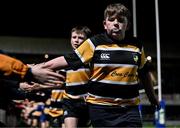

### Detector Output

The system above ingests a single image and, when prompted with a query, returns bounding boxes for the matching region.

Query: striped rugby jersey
[64,33,146,106]
[48,89,64,117]
[63,65,91,99]
[51,89,64,103]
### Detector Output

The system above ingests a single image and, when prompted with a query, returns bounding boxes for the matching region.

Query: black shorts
[88,104,142,127]
[46,114,64,127]
[63,98,90,127]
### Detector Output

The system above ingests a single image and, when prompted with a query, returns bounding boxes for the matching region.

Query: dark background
[0,0,178,44]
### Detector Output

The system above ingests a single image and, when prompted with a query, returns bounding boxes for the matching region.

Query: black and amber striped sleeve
[64,39,95,70]
[64,51,85,70]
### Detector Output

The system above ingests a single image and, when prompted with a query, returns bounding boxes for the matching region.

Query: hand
[27,63,35,68]
[31,63,65,86]
[30,82,63,90]
[19,82,34,92]
[19,82,42,92]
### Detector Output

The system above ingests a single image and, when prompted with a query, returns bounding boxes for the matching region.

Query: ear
[103,20,107,29]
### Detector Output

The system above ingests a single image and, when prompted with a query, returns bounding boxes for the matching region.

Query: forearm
[141,72,159,106]
[44,56,68,70]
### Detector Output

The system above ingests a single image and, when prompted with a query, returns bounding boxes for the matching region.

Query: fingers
[42,81,64,88]
[31,80,64,88]
[46,79,64,85]
[19,82,32,91]
[27,63,35,68]
[32,81,63,87]
[31,63,66,85]
[47,71,66,81]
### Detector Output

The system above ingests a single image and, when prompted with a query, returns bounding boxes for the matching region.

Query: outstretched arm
[29,56,68,85]
[30,63,65,86]
[0,54,65,86]
[43,56,68,70]
[19,82,64,92]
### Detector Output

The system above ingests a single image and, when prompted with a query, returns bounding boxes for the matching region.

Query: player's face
[71,31,86,49]
[103,15,128,40]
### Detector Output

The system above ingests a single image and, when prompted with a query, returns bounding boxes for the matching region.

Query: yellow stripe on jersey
[44,108,63,117]
[66,68,90,86]
[51,90,64,102]
[91,65,138,85]
[75,39,95,63]
[63,91,86,100]
[86,93,140,106]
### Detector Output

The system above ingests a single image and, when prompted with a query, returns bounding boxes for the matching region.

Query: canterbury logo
[100,53,110,60]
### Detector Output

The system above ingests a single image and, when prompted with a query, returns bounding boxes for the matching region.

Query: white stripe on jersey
[66,81,89,86]
[96,47,141,53]
[94,63,138,68]
[67,68,90,73]
[51,98,63,102]
[87,39,95,50]
[91,79,138,85]
[51,90,64,93]
[88,93,117,99]
[75,49,85,63]
[88,93,140,101]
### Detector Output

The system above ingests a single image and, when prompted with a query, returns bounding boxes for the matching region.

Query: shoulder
[89,33,112,46]
[124,36,143,50]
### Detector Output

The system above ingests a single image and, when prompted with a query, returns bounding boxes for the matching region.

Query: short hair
[71,26,92,38]
[104,3,131,22]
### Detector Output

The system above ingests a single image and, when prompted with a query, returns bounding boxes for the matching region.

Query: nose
[114,19,118,23]
[113,19,121,28]
[74,37,79,42]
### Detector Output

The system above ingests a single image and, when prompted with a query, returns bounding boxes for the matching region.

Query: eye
[72,36,77,39]
[117,18,126,23]
[108,17,115,22]
[108,16,126,23]
[79,37,85,40]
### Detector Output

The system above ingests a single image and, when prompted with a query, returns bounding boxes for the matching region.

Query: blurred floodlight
[147,56,152,62]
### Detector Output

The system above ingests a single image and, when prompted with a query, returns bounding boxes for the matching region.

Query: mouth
[112,29,121,34]
[74,44,79,48]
